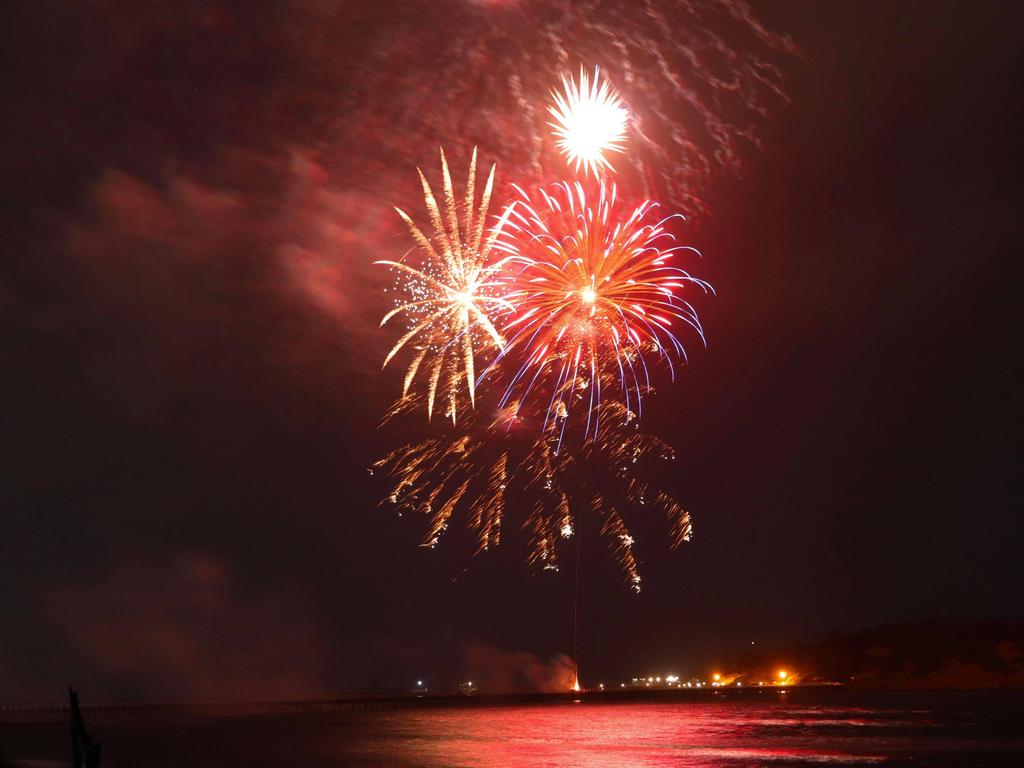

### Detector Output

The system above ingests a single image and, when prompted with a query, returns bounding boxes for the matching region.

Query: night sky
[2,0,1021,701]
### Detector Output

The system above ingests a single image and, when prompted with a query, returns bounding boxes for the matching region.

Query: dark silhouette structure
[69,687,101,768]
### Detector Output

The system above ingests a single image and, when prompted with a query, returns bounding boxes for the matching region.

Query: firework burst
[548,66,629,176]
[371,390,692,592]
[377,149,515,421]
[489,179,711,443]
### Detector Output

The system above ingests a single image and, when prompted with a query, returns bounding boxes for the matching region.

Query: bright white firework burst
[548,67,629,176]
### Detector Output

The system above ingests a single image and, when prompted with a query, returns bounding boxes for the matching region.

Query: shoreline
[2,683,848,724]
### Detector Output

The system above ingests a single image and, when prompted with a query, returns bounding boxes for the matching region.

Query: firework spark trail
[376,148,516,421]
[594,497,642,592]
[487,179,712,445]
[370,388,691,591]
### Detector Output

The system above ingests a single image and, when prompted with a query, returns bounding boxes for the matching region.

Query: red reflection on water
[347,701,893,767]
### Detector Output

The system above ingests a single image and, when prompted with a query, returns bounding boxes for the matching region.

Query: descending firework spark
[377,149,515,421]
[490,180,711,442]
[548,67,629,176]
[370,393,692,592]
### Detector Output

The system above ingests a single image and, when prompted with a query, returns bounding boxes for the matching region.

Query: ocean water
[2,691,1023,767]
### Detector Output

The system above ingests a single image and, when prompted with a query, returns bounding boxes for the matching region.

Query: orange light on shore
[777,669,788,681]
[712,673,721,682]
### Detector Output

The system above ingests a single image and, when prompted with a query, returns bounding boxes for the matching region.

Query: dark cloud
[46,553,329,701]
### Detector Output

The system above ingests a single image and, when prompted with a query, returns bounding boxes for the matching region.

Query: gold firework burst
[377,148,515,421]
[370,390,692,593]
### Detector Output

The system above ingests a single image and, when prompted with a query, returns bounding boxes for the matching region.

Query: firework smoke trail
[371,389,692,592]
[350,0,794,215]
[376,148,515,421]
[487,179,712,446]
